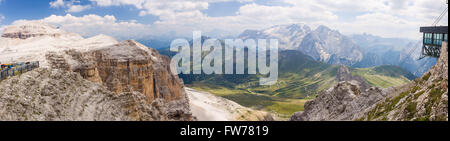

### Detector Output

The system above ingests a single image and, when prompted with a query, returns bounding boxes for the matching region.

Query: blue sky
[0,0,448,40]
[0,0,158,24]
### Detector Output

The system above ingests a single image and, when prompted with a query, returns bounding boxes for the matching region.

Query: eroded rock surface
[290,81,388,121]
[57,40,186,103]
[0,68,191,121]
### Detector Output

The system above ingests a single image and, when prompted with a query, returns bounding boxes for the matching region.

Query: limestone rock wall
[43,40,193,121]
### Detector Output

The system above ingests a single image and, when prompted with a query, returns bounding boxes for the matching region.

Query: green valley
[163,49,416,118]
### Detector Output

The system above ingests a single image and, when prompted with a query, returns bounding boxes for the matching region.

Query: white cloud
[318,0,448,39]
[146,1,339,37]
[83,0,337,37]
[49,0,91,13]
[0,15,4,34]
[335,13,422,39]
[66,4,91,13]
[89,0,252,17]
[15,14,152,40]
[50,0,66,8]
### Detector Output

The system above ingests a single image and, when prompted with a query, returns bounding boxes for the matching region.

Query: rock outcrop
[290,65,387,121]
[0,68,190,121]
[336,65,370,90]
[58,40,186,104]
[290,81,388,121]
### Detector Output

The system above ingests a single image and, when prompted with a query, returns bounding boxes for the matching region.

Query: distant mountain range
[238,24,363,66]
[350,33,436,76]
[139,23,435,76]
[235,24,436,76]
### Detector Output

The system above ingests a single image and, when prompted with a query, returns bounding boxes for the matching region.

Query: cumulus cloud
[49,0,91,13]
[335,13,421,39]
[89,0,245,17]
[13,14,152,40]
[320,0,448,39]
[50,0,65,8]
[66,4,91,13]
[147,1,339,37]
[86,0,336,37]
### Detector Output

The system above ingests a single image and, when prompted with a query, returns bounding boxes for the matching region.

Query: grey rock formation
[290,64,389,121]
[60,40,188,104]
[336,65,370,90]
[290,81,388,121]
[0,68,190,121]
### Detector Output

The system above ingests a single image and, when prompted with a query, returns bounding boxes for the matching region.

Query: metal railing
[0,61,40,82]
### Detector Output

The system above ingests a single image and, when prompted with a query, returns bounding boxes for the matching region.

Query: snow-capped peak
[238,23,312,50]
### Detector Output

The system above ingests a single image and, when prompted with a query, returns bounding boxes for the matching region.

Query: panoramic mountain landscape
[235,23,436,76]
[0,0,447,123]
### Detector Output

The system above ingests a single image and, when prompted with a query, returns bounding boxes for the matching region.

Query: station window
[424,33,433,44]
[444,34,448,42]
[433,33,443,45]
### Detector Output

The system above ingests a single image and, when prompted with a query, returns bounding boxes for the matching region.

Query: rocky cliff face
[0,21,193,121]
[336,66,370,90]
[43,41,193,121]
[59,40,186,104]
[0,68,190,121]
